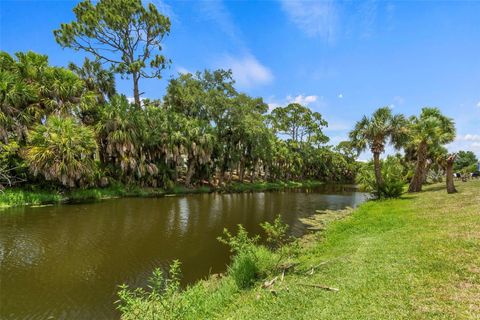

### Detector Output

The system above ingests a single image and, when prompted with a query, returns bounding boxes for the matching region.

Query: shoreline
[119,181,480,319]
[0,180,332,210]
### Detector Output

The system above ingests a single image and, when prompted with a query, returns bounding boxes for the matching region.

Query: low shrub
[116,260,185,320]
[217,225,259,254]
[357,156,405,198]
[260,215,290,250]
[117,222,288,318]
[228,250,259,289]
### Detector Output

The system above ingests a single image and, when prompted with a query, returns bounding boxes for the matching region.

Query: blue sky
[1,0,479,159]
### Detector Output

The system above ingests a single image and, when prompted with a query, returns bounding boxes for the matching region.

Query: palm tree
[168,115,215,187]
[68,58,116,103]
[435,150,457,194]
[444,153,457,194]
[1,51,94,139]
[69,58,116,125]
[1,51,43,142]
[96,95,144,182]
[407,107,455,193]
[349,106,407,189]
[23,116,97,188]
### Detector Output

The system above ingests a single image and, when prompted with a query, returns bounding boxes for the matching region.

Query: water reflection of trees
[0,188,367,319]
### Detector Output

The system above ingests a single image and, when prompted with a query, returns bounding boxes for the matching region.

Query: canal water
[0,185,368,319]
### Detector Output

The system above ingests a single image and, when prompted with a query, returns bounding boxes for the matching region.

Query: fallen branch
[305,260,333,275]
[278,262,298,271]
[304,256,349,275]
[298,283,339,292]
[262,276,278,289]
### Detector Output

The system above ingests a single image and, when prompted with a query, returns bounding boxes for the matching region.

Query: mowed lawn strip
[216,181,480,320]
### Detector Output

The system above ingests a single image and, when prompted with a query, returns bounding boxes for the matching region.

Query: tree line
[350,106,478,197]
[1,0,477,195]
[0,56,355,189]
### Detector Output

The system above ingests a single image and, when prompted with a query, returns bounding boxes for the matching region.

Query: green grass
[120,180,480,319]
[0,180,323,209]
[225,180,323,193]
[0,189,64,208]
[0,185,163,209]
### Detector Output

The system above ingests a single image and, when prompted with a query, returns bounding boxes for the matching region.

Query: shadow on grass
[422,185,447,192]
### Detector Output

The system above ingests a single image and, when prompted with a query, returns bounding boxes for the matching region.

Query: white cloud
[177,66,191,75]
[287,94,318,105]
[267,94,323,111]
[337,93,343,99]
[458,134,480,142]
[447,134,480,157]
[220,54,273,88]
[476,101,480,108]
[280,0,337,42]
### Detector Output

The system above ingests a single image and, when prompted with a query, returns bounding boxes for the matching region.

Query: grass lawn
[218,181,480,319]
[121,180,480,319]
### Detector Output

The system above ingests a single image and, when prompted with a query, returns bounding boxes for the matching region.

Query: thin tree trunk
[423,162,431,184]
[185,159,195,187]
[446,154,457,194]
[250,161,257,183]
[373,152,384,188]
[133,73,141,107]
[217,168,223,186]
[409,141,427,193]
[239,157,245,182]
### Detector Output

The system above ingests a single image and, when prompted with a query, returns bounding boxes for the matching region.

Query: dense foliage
[2,0,475,199]
[454,150,478,173]
[0,0,358,190]
[349,105,466,197]
[349,106,407,190]
[356,156,405,198]
[406,107,456,192]
[23,116,97,188]
[0,52,355,190]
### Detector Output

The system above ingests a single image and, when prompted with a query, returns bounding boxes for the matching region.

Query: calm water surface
[0,185,368,319]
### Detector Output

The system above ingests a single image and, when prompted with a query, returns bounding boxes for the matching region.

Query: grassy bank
[119,181,480,319]
[0,180,324,209]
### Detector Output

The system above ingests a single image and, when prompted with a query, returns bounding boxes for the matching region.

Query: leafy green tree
[454,150,478,172]
[164,70,237,120]
[164,70,246,185]
[69,58,116,104]
[54,0,171,106]
[1,51,94,185]
[97,95,158,184]
[0,141,27,188]
[224,93,269,182]
[23,116,97,187]
[68,58,116,125]
[270,103,328,145]
[1,51,93,141]
[176,116,215,186]
[407,108,455,193]
[349,106,407,189]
